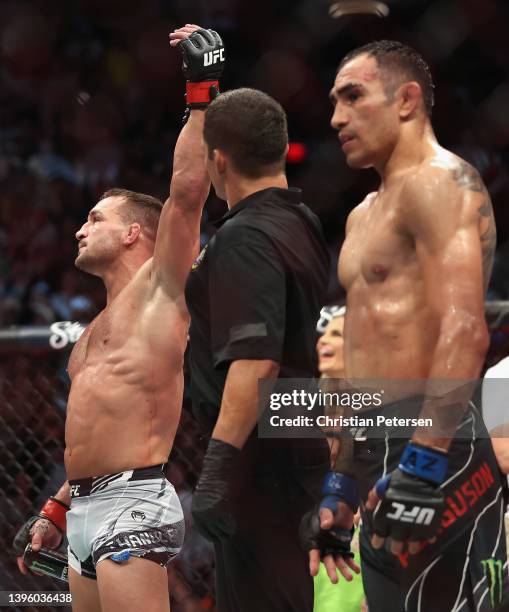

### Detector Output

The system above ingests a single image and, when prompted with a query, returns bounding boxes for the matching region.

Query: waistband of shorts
[69,463,167,498]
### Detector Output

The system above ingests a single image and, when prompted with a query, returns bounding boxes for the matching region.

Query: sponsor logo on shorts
[70,484,80,497]
[131,511,146,522]
[350,426,368,441]
[203,49,224,66]
[440,461,495,528]
[481,558,504,608]
[107,526,178,551]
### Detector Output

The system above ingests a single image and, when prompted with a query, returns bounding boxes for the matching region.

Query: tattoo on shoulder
[450,161,484,193]
[450,160,496,291]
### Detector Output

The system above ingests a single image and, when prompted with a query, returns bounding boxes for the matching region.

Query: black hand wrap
[372,469,445,542]
[299,510,354,560]
[177,28,224,110]
[191,438,239,542]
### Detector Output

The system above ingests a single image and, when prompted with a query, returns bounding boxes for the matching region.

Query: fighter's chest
[338,206,410,288]
[67,308,124,377]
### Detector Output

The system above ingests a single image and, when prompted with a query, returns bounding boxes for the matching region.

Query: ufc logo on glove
[204,49,224,66]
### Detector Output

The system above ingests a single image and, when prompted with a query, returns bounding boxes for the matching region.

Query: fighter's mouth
[319,347,335,358]
[339,133,355,144]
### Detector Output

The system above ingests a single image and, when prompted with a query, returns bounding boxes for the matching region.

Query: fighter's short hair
[100,188,163,242]
[339,40,435,117]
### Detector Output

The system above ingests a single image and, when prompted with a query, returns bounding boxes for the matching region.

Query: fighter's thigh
[68,567,102,612]
[96,556,170,612]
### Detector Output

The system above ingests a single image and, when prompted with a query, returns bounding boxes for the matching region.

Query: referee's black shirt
[185,187,329,431]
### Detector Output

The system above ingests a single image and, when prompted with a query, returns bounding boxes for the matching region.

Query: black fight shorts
[355,397,508,612]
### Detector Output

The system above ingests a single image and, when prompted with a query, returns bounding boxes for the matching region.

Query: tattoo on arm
[479,198,497,291]
[450,161,497,291]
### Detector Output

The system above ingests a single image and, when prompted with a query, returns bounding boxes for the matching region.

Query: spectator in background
[482,357,509,475]
[315,305,365,612]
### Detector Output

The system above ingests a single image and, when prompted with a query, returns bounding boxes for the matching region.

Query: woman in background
[314,306,366,612]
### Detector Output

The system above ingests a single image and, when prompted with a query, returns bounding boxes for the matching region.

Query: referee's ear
[212,148,227,176]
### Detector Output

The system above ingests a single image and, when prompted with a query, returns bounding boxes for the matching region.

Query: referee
[185,88,330,611]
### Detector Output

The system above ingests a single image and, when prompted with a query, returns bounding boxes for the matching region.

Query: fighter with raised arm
[301,41,506,611]
[13,25,224,612]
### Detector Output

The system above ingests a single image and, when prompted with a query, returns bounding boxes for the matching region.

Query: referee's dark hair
[204,88,288,179]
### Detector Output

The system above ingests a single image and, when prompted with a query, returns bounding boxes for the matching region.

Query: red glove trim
[40,498,69,533]
[186,81,219,105]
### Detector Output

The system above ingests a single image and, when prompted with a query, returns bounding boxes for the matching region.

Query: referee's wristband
[321,472,359,513]
[399,442,448,485]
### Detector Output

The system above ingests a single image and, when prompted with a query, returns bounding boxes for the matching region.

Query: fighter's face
[330,54,400,169]
[316,316,345,378]
[75,197,126,275]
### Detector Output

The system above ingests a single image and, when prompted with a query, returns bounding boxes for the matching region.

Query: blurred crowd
[1,2,508,606]
[1,0,508,328]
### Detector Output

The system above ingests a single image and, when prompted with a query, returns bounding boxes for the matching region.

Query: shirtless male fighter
[300,40,506,611]
[13,25,224,612]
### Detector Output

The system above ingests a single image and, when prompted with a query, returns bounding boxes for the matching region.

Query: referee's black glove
[371,442,447,543]
[191,438,239,541]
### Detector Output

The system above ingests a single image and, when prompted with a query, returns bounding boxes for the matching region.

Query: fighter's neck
[377,123,437,185]
[101,257,144,304]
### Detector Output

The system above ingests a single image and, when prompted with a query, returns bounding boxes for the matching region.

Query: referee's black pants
[213,435,329,612]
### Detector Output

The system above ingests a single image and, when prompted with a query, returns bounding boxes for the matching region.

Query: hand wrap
[320,471,359,514]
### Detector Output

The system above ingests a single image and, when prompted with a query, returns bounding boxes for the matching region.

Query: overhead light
[329,1,390,18]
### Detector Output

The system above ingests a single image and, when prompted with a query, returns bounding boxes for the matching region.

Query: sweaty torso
[65,259,188,479]
[338,150,495,382]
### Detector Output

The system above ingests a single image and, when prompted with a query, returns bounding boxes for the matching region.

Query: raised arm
[152,109,210,299]
[152,26,225,301]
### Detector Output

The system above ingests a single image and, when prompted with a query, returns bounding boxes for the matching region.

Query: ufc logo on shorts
[386,501,435,525]
[204,49,224,66]
[349,426,368,441]
[70,484,80,497]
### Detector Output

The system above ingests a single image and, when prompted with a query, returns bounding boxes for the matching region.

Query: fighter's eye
[347,92,359,102]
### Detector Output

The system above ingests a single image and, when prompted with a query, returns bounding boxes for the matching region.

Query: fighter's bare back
[339,147,496,381]
[65,260,188,479]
